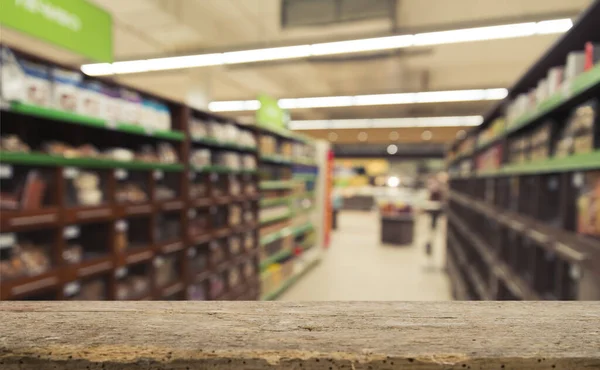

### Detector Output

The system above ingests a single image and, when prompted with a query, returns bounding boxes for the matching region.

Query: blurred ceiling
[1,0,594,144]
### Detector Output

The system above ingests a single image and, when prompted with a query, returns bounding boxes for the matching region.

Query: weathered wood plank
[0,302,599,369]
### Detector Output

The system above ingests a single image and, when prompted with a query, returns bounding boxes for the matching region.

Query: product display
[577,171,600,237]
[446,13,600,301]
[556,100,598,158]
[0,46,259,302]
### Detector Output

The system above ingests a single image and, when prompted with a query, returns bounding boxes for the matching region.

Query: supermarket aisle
[279,210,452,300]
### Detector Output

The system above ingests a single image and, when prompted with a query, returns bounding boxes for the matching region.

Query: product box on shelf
[563,51,586,93]
[546,66,564,96]
[585,42,600,70]
[509,136,529,164]
[577,171,600,238]
[78,81,105,119]
[119,88,142,125]
[51,67,81,113]
[476,143,503,172]
[530,121,552,161]
[555,100,599,158]
[0,47,50,106]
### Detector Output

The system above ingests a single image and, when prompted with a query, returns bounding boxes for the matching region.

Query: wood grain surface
[0,301,599,369]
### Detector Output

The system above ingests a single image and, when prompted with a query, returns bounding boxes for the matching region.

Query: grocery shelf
[259,180,295,190]
[292,222,314,237]
[261,258,320,300]
[191,136,256,152]
[260,197,292,208]
[260,212,293,226]
[260,249,293,271]
[191,165,257,174]
[260,154,293,165]
[508,65,600,137]
[4,101,185,141]
[293,174,318,181]
[260,227,292,246]
[0,151,185,171]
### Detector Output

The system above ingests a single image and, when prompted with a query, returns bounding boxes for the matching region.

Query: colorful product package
[77,81,104,119]
[0,47,50,106]
[102,85,121,122]
[577,171,600,237]
[119,88,142,124]
[51,67,82,112]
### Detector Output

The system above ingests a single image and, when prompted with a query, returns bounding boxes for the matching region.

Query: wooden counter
[1,302,599,369]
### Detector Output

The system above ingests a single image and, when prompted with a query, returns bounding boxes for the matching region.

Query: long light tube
[288,116,484,130]
[81,19,572,76]
[207,88,507,112]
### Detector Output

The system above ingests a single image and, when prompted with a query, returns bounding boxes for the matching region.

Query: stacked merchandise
[257,127,321,300]
[0,46,259,301]
[444,7,600,302]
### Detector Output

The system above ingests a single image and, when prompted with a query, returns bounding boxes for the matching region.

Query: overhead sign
[0,0,113,62]
[256,94,286,129]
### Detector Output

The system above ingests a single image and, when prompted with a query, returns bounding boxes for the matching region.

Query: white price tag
[0,233,16,249]
[115,267,128,278]
[115,169,128,180]
[115,220,128,232]
[154,170,164,180]
[64,167,80,179]
[0,164,13,179]
[63,226,80,239]
[63,282,81,296]
[572,172,584,188]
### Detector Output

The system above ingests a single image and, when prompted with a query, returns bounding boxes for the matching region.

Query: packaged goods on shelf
[259,135,277,155]
[115,266,151,300]
[547,67,564,96]
[239,130,257,148]
[0,135,30,153]
[190,149,211,168]
[65,279,107,301]
[229,236,242,255]
[209,240,226,266]
[243,154,257,170]
[118,89,142,125]
[510,137,529,164]
[209,274,225,298]
[564,51,586,92]
[530,122,552,161]
[478,118,505,146]
[78,81,106,119]
[577,171,600,237]
[556,100,598,158]
[155,254,179,287]
[70,171,103,206]
[476,144,503,172]
[243,232,254,251]
[215,151,240,169]
[229,204,242,225]
[0,239,52,281]
[0,48,50,106]
[51,67,81,113]
[228,266,241,288]
[190,118,209,138]
[585,42,600,70]
[242,260,256,279]
[188,245,208,275]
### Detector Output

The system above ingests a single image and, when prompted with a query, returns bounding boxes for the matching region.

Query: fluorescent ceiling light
[208,100,260,112]
[288,116,483,130]
[81,19,572,76]
[223,45,311,64]
[208,89,506,112]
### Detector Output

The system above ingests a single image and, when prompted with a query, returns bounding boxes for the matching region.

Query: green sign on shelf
[256,94,287,129]
[0,0,113,62]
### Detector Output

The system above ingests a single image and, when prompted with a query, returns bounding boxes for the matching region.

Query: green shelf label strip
[259,180,295,190]
[0,151,185,171]
[474,151,600,177]
[260,154,293,165]
[260,249,293,271]
[6,102,185,141]
[259,212,293,226]
[260,197,292,208]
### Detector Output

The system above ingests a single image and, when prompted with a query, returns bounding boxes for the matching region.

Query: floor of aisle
[279,210,452,300]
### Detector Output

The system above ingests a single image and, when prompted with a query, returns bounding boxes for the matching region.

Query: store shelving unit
[445,3,600,301]
[256,126,322,300]
[0,47,260,301]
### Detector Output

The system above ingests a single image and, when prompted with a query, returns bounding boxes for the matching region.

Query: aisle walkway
[279,210,452,300]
